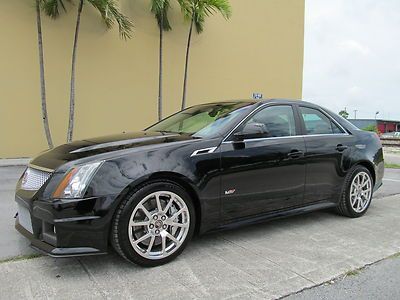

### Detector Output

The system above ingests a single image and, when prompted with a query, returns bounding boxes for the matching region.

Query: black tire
[111,180,196,267]
[336,165,374,218]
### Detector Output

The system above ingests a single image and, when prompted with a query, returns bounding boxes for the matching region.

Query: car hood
[30,131,200,171]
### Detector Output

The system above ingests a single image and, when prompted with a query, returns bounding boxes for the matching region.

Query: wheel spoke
[358,198,363,210]
[161,235,166,254]
[166,232,180,245]
[167,221,189,228]
[171,208,185,220]
[155,193,163,212]
[361,174,366,186]
[131,221,149,227]
[147,236,155,253]
[163,197,174,214]
[139,205,152,220]
[133,233,151,245]
[355,175,360,186]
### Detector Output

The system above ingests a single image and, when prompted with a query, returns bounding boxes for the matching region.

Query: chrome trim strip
[222,102,351,143]
[29,164,54,173]
[221,133,350,144]
[54,216,101,223]
[190,147,218,157]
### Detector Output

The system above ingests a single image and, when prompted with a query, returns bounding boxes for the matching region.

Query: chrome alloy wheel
[350,171,372,213]
[128,191,190,260]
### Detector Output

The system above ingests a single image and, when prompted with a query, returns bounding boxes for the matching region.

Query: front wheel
[336,166,374,218]
[111,181,195,267]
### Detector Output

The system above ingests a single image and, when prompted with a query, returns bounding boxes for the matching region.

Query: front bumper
[15,193,112,257]
[15,220,104,257]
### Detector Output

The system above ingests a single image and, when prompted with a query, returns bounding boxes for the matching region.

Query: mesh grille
[21,167,52,190]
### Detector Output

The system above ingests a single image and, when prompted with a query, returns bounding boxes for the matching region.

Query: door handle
[287,150,303,159]
[336,144,348,152]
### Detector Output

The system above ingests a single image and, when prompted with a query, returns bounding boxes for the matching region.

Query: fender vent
[190,147,217,157]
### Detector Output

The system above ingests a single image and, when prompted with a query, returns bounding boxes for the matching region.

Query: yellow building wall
[0,0,304,158]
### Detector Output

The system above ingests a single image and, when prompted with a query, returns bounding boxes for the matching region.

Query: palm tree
[150,0,172,121]
[180,0,231,110]
[44,0,133,142]
[35,0,56,148]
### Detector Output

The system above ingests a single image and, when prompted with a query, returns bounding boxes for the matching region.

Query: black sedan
[15,100,384,266]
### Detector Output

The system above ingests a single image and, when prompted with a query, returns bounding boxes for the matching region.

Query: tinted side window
[241,105,296,137]
[300,107,344,135]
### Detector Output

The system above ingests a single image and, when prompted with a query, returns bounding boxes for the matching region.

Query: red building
[348,119,400,133]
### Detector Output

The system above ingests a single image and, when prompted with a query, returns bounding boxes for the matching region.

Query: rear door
[297,105,354,204]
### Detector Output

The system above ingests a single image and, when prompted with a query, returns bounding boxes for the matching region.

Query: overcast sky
[303,0,400,120]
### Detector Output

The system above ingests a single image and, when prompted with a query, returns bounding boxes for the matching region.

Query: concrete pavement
[287,255,400,300]
[1,165,400,298]
[375,168,400,199]
[384,147,400,165]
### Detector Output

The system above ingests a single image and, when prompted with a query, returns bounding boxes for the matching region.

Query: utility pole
[354,110,358,119]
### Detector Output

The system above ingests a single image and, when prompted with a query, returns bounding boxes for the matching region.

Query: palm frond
[150,0,172,31]
[204,0,231,19]
[106,1,134,39]
[177,0,192,21]
[87,0,133,39]
[42,0,71,18]
[188,0,231,33]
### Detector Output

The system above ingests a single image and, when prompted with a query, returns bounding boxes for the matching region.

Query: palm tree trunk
[157,18,164,121]
[67,0,84,143]
[36,0,53,148]
[181,17,194,111]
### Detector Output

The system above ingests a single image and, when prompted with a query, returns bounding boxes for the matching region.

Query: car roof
[201,99,318,107]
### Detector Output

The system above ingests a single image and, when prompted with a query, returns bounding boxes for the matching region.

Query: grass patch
[345,269,360,277]
[389,252,400,259]
[385,163,400,169]
[0,253,42,264]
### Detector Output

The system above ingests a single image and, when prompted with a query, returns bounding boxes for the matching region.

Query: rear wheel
[111,181,195,267]
[337,166,374,218]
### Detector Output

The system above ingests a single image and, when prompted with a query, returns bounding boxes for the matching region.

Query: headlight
[52,161,103,199]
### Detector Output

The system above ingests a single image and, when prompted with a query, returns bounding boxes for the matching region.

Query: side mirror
[233,123,268,141]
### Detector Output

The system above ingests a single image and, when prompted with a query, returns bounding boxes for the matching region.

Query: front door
[220,105,306,220]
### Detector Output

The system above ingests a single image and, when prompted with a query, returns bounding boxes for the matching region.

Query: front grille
[21,167,52,190]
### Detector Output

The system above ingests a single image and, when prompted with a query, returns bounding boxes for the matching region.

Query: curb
[0,158,31,167]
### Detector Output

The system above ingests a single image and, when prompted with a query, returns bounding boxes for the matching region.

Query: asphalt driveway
[1,165,400,299]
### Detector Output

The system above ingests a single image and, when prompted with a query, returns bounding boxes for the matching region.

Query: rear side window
[299,107,344,135]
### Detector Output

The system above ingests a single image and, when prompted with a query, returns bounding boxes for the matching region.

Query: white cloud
[303,0,400,120]
[338,40,371,56]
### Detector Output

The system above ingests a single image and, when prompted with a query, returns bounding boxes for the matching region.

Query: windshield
[146,102,254,138]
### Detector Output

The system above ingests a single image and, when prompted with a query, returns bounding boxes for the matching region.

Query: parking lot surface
[1,165,400,299]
